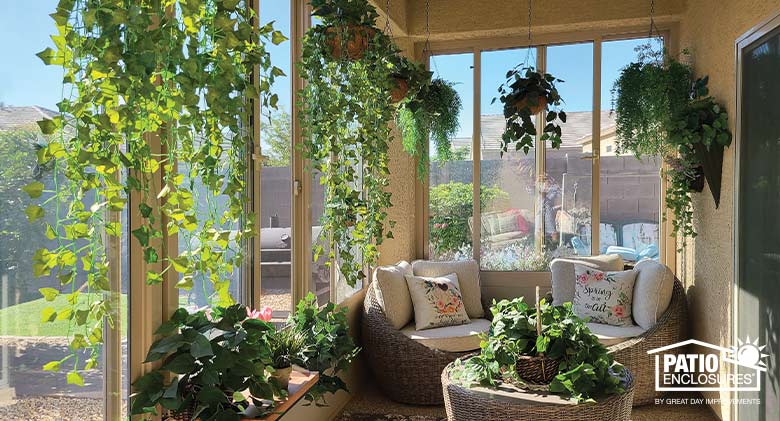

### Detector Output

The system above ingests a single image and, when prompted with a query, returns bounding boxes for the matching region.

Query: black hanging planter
[688,165,705,192]
[693,141,725,208]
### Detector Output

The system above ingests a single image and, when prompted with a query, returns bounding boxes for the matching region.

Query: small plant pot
[272,366,293,390]
[390,76,410,103]
[325,25,376,60]
[512,95,548,114]
[516,355,560,384]
[688,165,705,192]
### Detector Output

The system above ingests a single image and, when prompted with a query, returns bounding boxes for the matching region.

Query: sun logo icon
[727,336,769,371]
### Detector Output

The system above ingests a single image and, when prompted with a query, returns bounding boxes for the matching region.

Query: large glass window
[600,38,661,262]
[479,48,539,271]
[428,53,474,261]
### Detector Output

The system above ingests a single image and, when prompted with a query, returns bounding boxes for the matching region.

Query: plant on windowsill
[612,46,733,238]
[300,0,398,288]
[398,75,463,178]
[288,292,360,405]
[495,66,567,155]
[27,0,285,387]
[450,297,628,403]
[130,305,282,421]
[268,326,307,390]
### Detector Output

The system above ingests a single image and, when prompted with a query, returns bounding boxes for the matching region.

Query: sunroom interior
[0,0,778,420]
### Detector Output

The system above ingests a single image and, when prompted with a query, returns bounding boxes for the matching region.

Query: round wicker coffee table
[441,362,634,421]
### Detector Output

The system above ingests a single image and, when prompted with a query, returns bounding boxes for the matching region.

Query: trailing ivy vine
[28,0,285,385]
[300,0,397,287]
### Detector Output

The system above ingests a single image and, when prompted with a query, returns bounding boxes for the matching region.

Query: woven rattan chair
[607,278,688,405]
[362,285,477,405]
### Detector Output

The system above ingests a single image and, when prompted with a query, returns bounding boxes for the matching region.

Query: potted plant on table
[452,296,628,402]
[495,66,567,155]
[130,305,281,421]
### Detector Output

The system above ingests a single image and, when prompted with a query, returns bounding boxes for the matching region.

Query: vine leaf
[42,361,61,372]
[25,205,44,222]
[23,181,45,198]
[67,372,85,387]
[41,307,57,323]
[39,287,59,302]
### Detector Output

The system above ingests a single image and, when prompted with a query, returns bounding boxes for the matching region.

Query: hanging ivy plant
[28,0,285,385]
[612,47,732,238]
[300,0,397,287]
[398,75,463,179]
[495,66,566,154]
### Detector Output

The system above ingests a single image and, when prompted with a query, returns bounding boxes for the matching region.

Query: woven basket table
[441,362,634,421]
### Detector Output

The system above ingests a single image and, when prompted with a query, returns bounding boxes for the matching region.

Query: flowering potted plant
[130,305,281,420]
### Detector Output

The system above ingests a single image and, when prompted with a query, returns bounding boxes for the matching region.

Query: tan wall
[678,1,780,419]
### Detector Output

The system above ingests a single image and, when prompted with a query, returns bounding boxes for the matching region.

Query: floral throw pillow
[405,273,471,331]
[573,264,637,327]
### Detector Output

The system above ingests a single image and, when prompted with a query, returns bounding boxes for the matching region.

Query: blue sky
[1,1,642,137]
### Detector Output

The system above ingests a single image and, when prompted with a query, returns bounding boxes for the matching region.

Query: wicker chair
[362,284,477,405]
[607,278,688,405]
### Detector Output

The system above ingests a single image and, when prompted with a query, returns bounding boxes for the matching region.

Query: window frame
[416,26,679,285]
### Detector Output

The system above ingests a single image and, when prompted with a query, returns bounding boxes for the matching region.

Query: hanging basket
[688,165,705,192]
[390,76,410,103]
[325,25,377,60]
[693,142,725,208]
[512,95,548,114]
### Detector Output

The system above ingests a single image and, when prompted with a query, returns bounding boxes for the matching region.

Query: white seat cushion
[401,319,491,353]
[405,273,471,331]
[587,322,647,347]
[372,261,414,330]
[412,260,484,318]
[632,259,675,330]
[550,254,625,305]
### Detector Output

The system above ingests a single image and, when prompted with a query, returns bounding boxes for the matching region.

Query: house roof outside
[451,111,617,152]
[0,106,59,130]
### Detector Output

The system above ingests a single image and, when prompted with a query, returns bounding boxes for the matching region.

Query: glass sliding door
[737,20,780,421]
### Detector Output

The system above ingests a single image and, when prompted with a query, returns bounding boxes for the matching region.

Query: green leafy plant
[28,0,285,385]
[130,305,281,421]
[451,298,627,402]
[495,66,566,154]
[612,47,732,238]
[300,0,398,287]
[428,182,508,255]
[311,0,379,26]
[269,326,307,369]
[289,292,361,405]
[398,78,463,178]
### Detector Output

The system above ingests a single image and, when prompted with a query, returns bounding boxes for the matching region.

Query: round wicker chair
[362,285,476,405]
[607,278,689,406]
[442,363,635,421]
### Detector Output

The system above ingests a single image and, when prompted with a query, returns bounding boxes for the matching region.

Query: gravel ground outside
[0,396,121,421]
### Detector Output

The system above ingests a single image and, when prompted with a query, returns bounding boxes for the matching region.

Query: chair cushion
[586,322,647,347]
[632,259,675,330]
[405,273,471,331]
[401,319,491,353]
[574,265,637,326]
[550,254,625,305]
[412,260,484,318]
[372,261,414,330]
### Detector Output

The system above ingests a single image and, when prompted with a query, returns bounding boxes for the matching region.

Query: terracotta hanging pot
[693,142,725,208]
[512,94,548,114]
[325,25,376,60]
[390,76,410,103]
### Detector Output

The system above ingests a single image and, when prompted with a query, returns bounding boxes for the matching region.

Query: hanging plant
[388,54,429,104]
[495,66,566,154]
[300,0,397,287]
[312,0,380,60]
[28,0,284,385]
[398,75,463,179]
[613,47,732,238]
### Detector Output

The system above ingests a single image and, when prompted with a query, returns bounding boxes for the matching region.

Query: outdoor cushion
[372,261,414,330]
[488,231,526,244]
[573,265,637,326]
[632,259,675,330]
[405,273,471,331]
[586,322,647,347]
[401,318,491,353]
[550,254,625,305]
[412,259,484,318]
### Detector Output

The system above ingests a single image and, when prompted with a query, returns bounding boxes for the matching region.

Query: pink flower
[577,274,589,284]
[612,305,625,318]
[434,223,442,229]
[440,223,448,229]
[247,306,273,322]
[594,271,605,281]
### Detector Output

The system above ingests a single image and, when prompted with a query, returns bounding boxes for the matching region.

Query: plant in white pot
[268,327,307,390]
